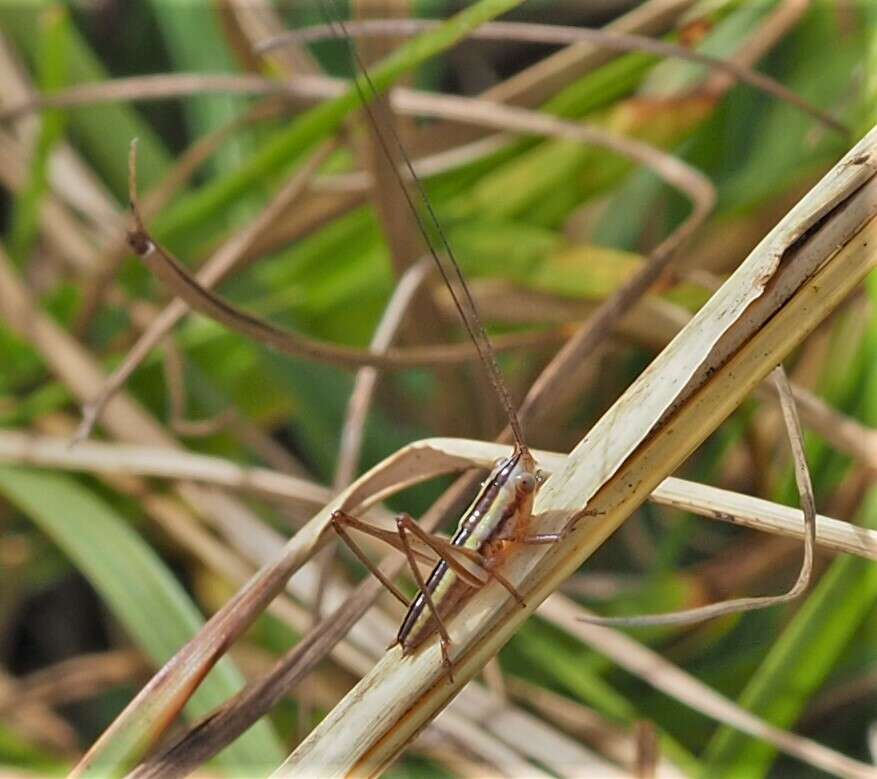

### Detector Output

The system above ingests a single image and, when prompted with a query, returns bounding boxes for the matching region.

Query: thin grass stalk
[2,432,874,560]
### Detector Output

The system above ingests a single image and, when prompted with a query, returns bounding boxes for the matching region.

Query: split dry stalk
[278,128,877,777]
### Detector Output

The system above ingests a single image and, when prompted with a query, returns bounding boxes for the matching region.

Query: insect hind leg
[406,520,528,609]
[395,515,458,682]
[486,565,527,608]
[330,510,411,608]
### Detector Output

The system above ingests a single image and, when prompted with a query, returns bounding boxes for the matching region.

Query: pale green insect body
[395,447,540,655]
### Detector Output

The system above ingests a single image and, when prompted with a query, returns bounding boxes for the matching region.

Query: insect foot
[439,638,456,684]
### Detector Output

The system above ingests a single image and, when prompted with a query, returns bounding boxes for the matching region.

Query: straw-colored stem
[279,131,877,778]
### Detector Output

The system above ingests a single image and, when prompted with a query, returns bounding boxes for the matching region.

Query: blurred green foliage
[0,1,874,777]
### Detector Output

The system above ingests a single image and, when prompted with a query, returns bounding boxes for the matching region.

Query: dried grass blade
[0,651,147,716]
[125,207,562,372]
[0,431,330,506]
[539,596,876,779]
[785,382,877,470]
[579,365,816,627]
[122,148,563,372]
[652,477,877,562]
[75,138,335,441]
[335,257,432,489]
[260,19,846,134]
[3,431,873,561]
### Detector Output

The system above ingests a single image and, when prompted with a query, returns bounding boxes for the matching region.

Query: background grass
[0,1,874,776]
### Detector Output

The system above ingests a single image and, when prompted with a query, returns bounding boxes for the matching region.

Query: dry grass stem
[124,207,568,370]
[440,0,694,119]
[218,0,320,76]
[0,670,77,756]
[0,431,330,506]
[76,139,337,441]
[162,337,236,438]
[3,431,874,561]
[540,596,876,779]
[260,19,845,133]
[0,651,148,716]
[785,382,877,470]
[0,130,99,273]
[277,128,877,777]
[3,12,843,132]
[701,0,808,101]
[580,365,816,627]
[335,257,432,489]
[313,133,513,193]
[0,73,299,122]
[652,476,876,561]
[504,677,664,774]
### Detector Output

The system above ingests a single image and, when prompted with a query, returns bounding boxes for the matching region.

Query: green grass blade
[147,1,251,179]
[7,4,68,264]
[701,494,877,777]
[0,3,171,197]
[154,0,528,248]
[0,467,285,775]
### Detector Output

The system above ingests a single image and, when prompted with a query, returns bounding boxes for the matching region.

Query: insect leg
[395,515,457,680]
[395,517,487,588]
[397,518,527,608]
[330,510,412,608]
[516,508,605,544]
[483,565,527,608]
[330,510,434,565]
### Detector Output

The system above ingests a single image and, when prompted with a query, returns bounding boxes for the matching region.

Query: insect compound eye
[516,472,537,493]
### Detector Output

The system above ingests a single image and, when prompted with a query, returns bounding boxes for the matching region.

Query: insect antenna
[315,0,529,453]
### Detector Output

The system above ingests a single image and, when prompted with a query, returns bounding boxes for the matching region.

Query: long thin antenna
[315,0,528,452]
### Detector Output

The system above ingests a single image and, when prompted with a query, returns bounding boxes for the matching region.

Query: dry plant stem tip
[121,170,565,372]
[75,138,337,443]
